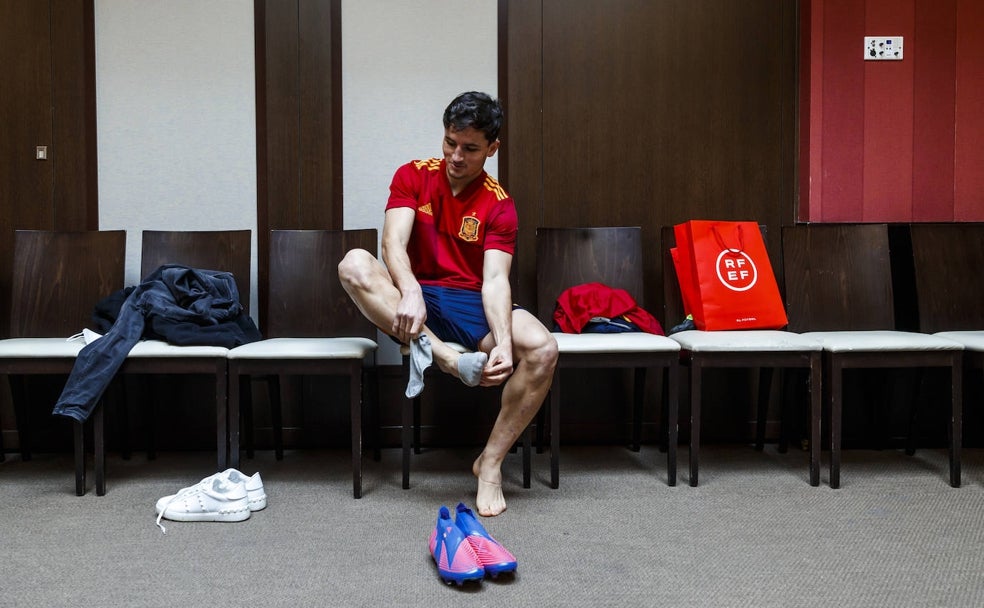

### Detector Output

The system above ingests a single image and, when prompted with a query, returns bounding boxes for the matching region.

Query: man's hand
[480,342,514,386]
[393,290,427,344]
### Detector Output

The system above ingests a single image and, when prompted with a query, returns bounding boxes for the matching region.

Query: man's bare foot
[473,454,506,517]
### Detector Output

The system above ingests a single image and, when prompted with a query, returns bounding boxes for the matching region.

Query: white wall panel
[95,0,257,315]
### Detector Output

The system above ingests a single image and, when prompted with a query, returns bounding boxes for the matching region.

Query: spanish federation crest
[458,216,480,242]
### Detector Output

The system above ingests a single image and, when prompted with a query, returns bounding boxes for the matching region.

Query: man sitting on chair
[338,91,557,517]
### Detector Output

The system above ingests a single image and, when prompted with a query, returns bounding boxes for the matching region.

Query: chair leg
[550,372,560,489]
[350,368,363,499]
[215,364,227,472]
[271,375,284,461]
[755,367,773,451]
[94,400,106,496]
[659,369,669,454]
[829,358,843,489]
[229,369,242,469]
[631,368,644,452]
[950,358,962,488]
[808,355,821,487]
[413,394,422,454]
[10,375,31,461]
[522,422,531,489]
[74,420,86,496]
[365,367,381,462]
[666,363,678,487]
[689,360,702,487]
[402,393,412,490]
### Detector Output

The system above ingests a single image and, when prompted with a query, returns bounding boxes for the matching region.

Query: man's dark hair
[443,91,504,143]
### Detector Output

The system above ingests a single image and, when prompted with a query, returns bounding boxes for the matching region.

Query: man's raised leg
[338,248,479,380]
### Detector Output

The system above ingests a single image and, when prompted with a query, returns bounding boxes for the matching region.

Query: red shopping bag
[672,220,788,330]
[669,246,697,319]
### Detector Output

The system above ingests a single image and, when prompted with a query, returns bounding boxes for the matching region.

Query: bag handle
[711,224,745,253]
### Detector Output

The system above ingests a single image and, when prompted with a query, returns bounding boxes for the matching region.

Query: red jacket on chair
[553,282,664,335]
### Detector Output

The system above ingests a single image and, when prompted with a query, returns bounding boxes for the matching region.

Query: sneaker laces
[155,479,210,535]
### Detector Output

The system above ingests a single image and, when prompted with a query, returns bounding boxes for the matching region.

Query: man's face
[442,125,499,189]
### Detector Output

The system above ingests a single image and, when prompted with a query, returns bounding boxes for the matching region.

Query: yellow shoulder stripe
[483,175,508,201]
[412,158,442,172]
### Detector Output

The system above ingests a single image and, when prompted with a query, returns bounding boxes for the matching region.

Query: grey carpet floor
[2,445,983,608]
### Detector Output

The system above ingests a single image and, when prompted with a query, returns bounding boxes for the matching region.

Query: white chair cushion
[800,330,964,353]
[670,330,822,352]
[126,340,229,358]
[228,337,378,360]
[934,331,984,352]
[0,337,86,358]
[552,332,680,354]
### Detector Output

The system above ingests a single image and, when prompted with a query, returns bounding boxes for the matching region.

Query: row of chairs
[1,223,980,496]
[0,229,378,499]
[661,223,979,490]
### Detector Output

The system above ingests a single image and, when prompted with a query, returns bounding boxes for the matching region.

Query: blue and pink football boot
[429,503,519,584]
[429,506,485,585]
[454,502,518,577]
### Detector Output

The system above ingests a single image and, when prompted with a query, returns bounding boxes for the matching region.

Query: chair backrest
[140,230,252,313]
[9,230,126,338]
[781,223,894,332]
[535,227,644,326]
[909,223,984,333]
[266,229,378,340]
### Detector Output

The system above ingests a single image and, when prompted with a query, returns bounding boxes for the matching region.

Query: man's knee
[527,331,558,375]
[337,248,375,289]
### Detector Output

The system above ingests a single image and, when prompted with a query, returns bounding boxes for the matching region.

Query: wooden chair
[782,224,962,488]
[0,230,126,495]
[661,226,822,487]
[909,223,984,458]
[123,229,253,471]
[536,226,680,487]
[226,229,378,499]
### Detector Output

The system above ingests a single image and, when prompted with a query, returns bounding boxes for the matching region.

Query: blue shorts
[420,285,490,350]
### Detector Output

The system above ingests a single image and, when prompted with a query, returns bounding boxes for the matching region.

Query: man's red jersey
[386,158,517,292]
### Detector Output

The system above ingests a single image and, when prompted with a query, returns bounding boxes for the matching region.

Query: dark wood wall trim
[499,0,544,306]
[50,0,98,230]
[254,0,342,330]
[254,0,270,329]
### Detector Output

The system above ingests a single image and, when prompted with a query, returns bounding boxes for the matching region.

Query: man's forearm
[482,278,513,347]
[382,239,420,297]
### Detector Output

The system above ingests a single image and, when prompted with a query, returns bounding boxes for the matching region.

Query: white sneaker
[155,476,251,534]
[155,468,267,515]
[224,469,267,511]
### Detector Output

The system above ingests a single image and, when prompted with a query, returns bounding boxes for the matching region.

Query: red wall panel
[802,0,984,222]
[861,0,914,221]
[954,0,984,220]
[819,0,864,221]
[912,0,956,221]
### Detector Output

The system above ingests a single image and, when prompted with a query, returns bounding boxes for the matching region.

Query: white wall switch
[864,36,903,60]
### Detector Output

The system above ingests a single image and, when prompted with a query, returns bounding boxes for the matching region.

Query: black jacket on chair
[52,265,261,422]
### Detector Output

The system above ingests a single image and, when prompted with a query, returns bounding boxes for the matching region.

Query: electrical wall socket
[864,36,903,61]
